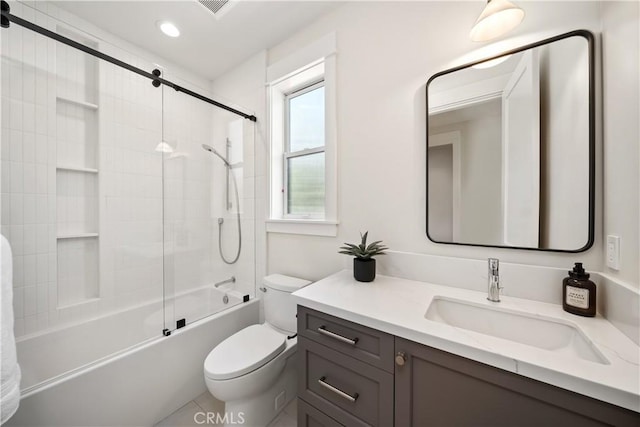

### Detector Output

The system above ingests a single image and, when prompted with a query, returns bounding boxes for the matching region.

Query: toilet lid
[204,324,286,380]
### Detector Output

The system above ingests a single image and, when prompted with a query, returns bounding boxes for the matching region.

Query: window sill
[266,219,338,237]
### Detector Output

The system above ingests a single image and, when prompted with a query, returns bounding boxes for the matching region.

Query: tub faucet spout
[214,276,236,288]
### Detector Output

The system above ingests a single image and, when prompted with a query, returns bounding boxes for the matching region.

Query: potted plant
[339,231,388,282]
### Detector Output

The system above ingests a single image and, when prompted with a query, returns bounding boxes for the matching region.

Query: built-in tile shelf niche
[55,26,100,308]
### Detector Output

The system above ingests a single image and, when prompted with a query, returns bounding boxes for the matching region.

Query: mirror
[426,30,594,252]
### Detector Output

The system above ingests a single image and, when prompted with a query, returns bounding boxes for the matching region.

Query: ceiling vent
[197,0,236,19]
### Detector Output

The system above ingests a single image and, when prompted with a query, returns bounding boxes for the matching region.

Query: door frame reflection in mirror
[425,29,595,253]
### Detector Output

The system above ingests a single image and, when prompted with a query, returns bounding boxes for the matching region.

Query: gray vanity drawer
[298,336,394,427]
[297,306,394,372]
[297,399,343,427]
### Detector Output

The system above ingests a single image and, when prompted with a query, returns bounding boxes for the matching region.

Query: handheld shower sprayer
[202,143,241,265]
[201,144,231,167]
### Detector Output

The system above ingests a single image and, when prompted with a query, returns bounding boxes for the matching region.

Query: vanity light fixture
[157,21,180,38]
[469,0,525,42]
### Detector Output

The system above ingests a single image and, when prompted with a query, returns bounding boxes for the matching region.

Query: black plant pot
[353,258,376,282]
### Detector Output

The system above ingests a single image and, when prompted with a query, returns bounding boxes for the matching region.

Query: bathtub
[6,287,259,427]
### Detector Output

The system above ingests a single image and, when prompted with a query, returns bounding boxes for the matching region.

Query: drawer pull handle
[318,376,359,403]
[317,326,359,345]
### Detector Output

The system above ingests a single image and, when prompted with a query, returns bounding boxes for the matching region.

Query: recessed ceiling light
[157,21,180,38]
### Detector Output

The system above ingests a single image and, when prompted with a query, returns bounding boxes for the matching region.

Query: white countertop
[292,270,640,412]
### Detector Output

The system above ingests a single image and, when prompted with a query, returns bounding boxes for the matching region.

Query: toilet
[204,274,311,426]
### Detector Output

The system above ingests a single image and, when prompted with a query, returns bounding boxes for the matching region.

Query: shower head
[202,144,231,167]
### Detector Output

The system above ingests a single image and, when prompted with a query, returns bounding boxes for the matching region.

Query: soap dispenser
[562,263,596,317]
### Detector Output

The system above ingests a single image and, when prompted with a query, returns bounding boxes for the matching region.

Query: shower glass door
[1,1,257,391]
[161,77,255,332]
[0,2,166,391]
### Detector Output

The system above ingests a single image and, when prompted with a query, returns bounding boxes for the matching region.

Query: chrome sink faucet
[487,258,501,302]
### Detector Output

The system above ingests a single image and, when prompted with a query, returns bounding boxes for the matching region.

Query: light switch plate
[606,235,620,270]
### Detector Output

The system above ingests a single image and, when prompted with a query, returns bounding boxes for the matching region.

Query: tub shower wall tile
[55,170,98,235]
[57,237,99,307]
[53,26,102,311]
[55,101,98,169]
[1,2,167,337]
[2,1,254,344]
[207,112,256,299]
[162,84,225,324]
[99,54,164,315]
[1,2,58,336]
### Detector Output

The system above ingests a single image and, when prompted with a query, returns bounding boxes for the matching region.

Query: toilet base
[220,354,297,427]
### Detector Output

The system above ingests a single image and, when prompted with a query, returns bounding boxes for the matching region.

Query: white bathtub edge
[6,299,260,427]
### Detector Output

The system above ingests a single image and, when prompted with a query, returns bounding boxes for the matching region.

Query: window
[266,33,337,236]
[284,81,325,218]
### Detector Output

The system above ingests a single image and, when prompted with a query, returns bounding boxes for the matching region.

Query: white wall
[208,2,640,340]
[601,1,640,288]
[260,1,612,282]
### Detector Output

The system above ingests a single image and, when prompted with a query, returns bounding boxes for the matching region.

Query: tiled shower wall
[2,2,61,336]
[1,0,255,339]
[1,1,164,336]
[208,108,256,300]
[162,85,256,325]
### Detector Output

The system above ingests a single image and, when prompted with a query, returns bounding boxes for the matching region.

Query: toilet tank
[263,274,311,333]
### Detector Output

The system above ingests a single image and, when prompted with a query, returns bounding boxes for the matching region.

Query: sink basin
[425,297,609,365]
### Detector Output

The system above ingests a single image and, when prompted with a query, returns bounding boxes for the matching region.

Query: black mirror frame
[425,29,595,253]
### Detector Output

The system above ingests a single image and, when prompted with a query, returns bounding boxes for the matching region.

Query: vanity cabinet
[395,337,638,426]
[297,306,639,427]
[297,306,394,427]
[298,399,343,427]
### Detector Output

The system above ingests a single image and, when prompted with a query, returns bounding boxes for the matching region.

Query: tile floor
[154,392,297,427]
[266,400,296,427]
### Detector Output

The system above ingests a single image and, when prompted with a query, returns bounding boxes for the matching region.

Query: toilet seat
[204,324,286,380]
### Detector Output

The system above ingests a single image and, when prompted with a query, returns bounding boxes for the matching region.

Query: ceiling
[53,1,342,81]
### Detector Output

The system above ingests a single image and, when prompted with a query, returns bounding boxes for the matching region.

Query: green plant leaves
[338,231,388,259]
[360,231,369,246]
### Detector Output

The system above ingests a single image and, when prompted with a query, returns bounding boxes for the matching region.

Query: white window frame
[283,79,326,219]
[266,33,338,237]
